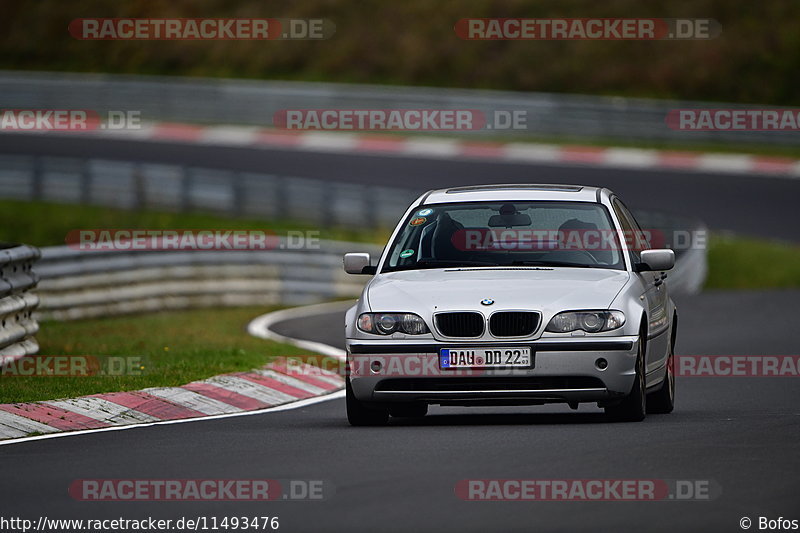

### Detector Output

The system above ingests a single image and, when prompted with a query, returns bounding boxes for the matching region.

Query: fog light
[370,360,382,373]
[595,358,608,370]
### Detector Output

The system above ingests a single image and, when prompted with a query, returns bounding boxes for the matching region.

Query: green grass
[0,199,386,247]
[705,235,800,289]
[0,306,342,404]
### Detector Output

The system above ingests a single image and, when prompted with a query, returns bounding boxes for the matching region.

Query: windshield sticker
[417,208,433,216]
[410,217,427,226]
[399,249,415,258]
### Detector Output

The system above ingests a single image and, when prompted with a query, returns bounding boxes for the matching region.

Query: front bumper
[346,337,639,405]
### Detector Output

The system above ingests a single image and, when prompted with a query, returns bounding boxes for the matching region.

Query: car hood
[367,267,630,313]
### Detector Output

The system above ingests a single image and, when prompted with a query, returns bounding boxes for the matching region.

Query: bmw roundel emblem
[481,298,494,306]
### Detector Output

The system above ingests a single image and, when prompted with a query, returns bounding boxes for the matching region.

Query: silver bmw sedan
[344,184,677,425]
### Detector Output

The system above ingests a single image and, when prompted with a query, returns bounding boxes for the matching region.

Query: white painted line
[0,410,59,438]
[603,148,659,168]
[503,143,561,162]
[299,132,359,152]
[199,126,259,145]
[97,123,160,140]
[697,154,753,173]
[247,300,350,359]
[0,390,344,447]
[403,138,460,158]
[205,375,296,405]
[145,387,242,416]
[46,397,161,425]
[254,369,327,395]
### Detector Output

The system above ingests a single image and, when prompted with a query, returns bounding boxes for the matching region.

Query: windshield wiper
[509,260,596,268]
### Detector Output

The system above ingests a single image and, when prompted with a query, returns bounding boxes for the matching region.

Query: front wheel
[346,376,389,426]
[605,336,646,422]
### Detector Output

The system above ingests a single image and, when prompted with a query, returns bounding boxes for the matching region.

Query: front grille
[489,312,539,337]
[435,312,484,337]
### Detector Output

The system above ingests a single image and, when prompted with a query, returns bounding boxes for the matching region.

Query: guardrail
[0,153,419,230]
[0,70,794,147]
[0,244,41,359]
[34,241,382,321]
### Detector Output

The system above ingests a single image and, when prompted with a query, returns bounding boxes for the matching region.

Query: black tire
[389,403,428,418]
[606,333,647,422]
[647,324,676,414]
[346,376,389,426]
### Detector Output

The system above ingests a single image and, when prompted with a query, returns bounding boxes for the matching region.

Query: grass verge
[0,199,387,248]
[705,235,800,289]
[0,306,337,404]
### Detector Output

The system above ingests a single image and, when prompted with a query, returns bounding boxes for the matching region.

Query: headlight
[357,313,430,335]
[545,310,625,333]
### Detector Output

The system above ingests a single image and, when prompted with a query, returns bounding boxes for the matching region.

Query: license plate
[440,347,532,369]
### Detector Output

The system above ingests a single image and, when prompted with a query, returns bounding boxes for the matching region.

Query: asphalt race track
[1,137,798,532]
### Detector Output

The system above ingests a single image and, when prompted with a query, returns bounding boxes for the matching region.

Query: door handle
[654,278,663,287]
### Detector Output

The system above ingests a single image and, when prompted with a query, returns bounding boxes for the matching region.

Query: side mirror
[343,252,376,275]
[636,249,675,272]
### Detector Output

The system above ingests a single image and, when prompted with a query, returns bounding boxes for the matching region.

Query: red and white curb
[19,121,797,178]
[0,302,349,445]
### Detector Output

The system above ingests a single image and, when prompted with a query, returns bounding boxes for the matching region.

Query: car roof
[420,184,608,205]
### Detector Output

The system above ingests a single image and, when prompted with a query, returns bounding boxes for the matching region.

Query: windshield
[382,201,626,272]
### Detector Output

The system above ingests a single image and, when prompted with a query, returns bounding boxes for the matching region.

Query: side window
[617,199,651,253]
[611,198,643,264]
